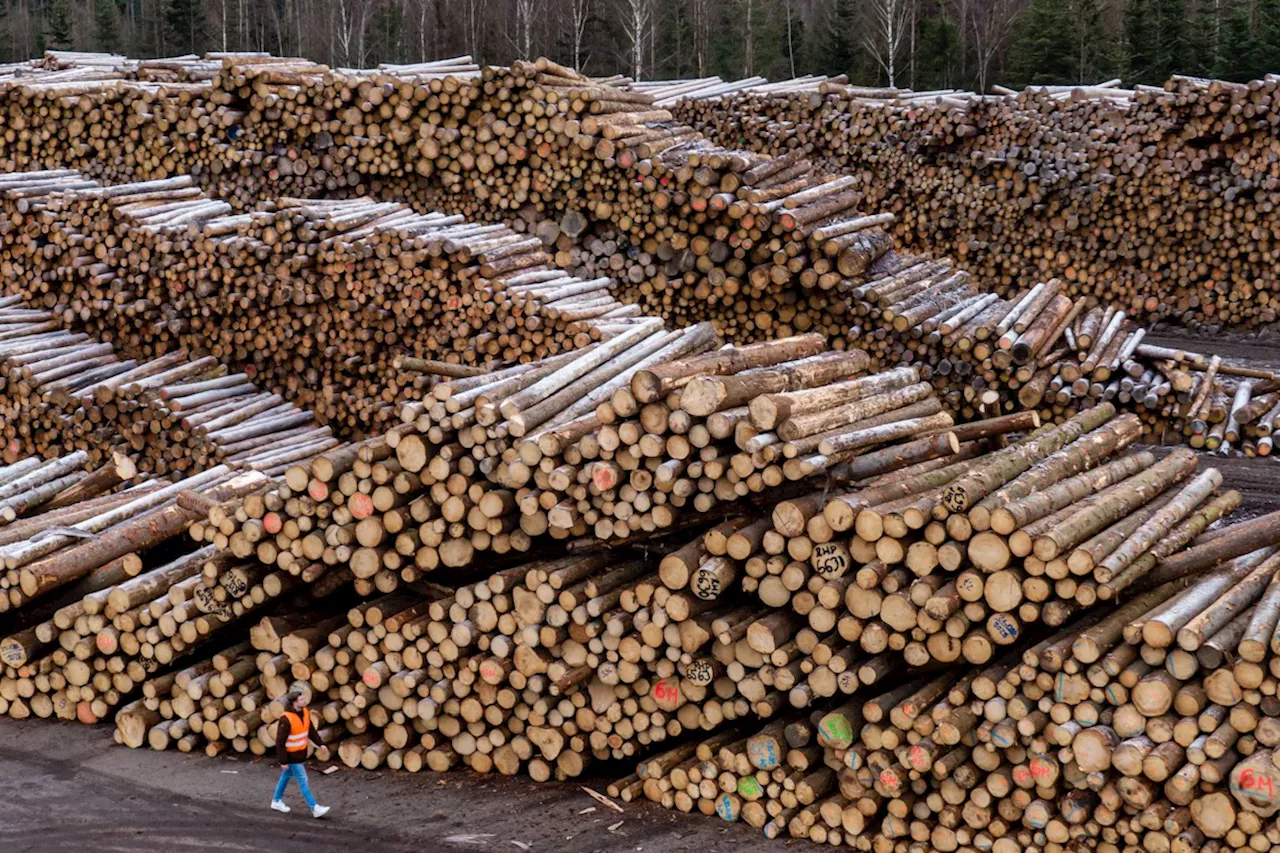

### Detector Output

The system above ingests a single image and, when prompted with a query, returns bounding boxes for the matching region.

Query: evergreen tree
[1008,0,1076,85]
[1251,0,1280,80]
[94,0,120,52]
[1007,0,1112,86]
[1126,0,1187,84]
[750,0,788,79]
[0,2,11,63]
[1071,0,1114,82]
[1189,0,1230,77]
[371,0,405,65]
[166,0,208,54]
[915,15,963,89]
[818,0,858,77]
[45,0,75,49]
[653,0,690,78]
[709,1,742,77]
[781,0,805,78]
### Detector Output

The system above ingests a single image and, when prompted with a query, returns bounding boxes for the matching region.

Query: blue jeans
[273,764,318,808]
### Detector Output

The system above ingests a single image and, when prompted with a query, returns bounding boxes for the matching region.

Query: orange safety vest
[282,709,311,753]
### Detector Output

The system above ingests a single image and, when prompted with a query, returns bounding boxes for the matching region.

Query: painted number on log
[692,571,721,600]
[221,570,249,599]
[0,641,22,666]
[193,585,218,613]
[683,659,714,686]
[811,542,850,578]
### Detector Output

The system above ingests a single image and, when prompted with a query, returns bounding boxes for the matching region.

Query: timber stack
[0,177,335,475]
[0,301,336,477]
[621,471,1280,852]
[0,57,1274,461]
[106,379,1280,853]
[2,48,1280,853]
[107,334,965,768]
[194,332,970,581]
[0,53,889,354]
[0,169,640,437]
[0,451,332,724]
[661,73,1280,329]
[113,341,1259,791]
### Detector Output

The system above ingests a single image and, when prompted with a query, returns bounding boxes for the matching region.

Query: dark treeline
[1,0,1277,92]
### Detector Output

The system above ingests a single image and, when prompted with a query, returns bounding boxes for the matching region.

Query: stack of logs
[106,333,963,768]
[0,169,642,437]
[821,257,1280,449]
[0,449,356,725]
[104,333,1269,805]
[665,74,1280,329]
[624,506,1280,852]
[189,331,983,596]
[0,54,890,354]
[1,60,1273,462]
[0,208,333,477]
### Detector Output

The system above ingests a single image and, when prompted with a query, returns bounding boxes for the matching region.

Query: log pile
[622,505,1280,852]
[3,55,1273,463]
[108,388,1280,853]
[663,73,1280,329]
[0,53,892,356]
[6,50,1280,853]
[0,309,336,477]
[103,335,961,765]
[0,450,349,725]
[0,169,642,437]
[819,259,1280,451]
[193,331,988,606]
[115,341,1258,780]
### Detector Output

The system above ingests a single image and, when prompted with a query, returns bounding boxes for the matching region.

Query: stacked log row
[193,331,982,620]
[0,451,349,724]
[142,345,1263,790]
[704,403,1243,675]
[0,297,125,462]
[623,507,1280,852]
[0,170,646,438]
[117,553,692,777]
[741,247,1277,447]
[0,307,336,477]
[664,74,1280,329]
[0,54,895,356]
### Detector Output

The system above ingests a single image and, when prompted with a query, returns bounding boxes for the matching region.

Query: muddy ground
[0,718,819,853]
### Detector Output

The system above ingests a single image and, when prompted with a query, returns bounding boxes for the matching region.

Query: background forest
[1,0,1278,93]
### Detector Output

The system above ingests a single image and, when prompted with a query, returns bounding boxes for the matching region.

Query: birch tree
[619,0,653,78]
[568,0,591,70]
[969,0,1020,90]
[332,0,373,65]
[862,0,912,86]
[515,0,536,57]
[463,0,487,59]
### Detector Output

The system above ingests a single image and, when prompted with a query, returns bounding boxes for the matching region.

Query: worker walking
[270,689,331,818]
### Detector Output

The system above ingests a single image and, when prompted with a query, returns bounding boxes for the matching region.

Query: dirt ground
[0,718,819,853]
[1145,327,1280,375]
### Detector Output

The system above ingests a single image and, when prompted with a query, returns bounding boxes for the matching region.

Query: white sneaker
[312,805,330,819]
[271,800,291,813]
